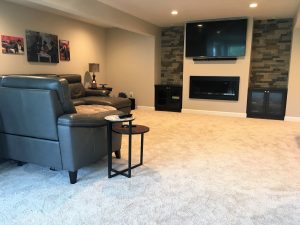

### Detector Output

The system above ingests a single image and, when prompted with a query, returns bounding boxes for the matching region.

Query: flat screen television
[185,18,248,59]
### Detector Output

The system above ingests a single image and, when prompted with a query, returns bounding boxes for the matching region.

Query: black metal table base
[110,163,142,178]
[107,120,146,178]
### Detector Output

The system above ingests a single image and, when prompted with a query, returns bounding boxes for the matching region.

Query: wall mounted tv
[185,18,248,59]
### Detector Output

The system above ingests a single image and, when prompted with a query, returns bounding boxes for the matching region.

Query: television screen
[185,19,248,58]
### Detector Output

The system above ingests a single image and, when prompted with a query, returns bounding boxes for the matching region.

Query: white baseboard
[136,106,155,111]
[284,116,300,122]
[182,108,246,118]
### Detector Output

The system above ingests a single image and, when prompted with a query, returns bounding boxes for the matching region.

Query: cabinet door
[169,87,182,105]
[247,90,266,115]
[266,90,286,118]
[155,86,168,106]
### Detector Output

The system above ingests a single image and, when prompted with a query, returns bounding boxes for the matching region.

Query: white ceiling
[97,0,300,26]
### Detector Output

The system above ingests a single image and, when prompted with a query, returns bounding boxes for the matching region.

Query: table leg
[128,120,132,178]
[107,122,112,178]
[140,133,144,165]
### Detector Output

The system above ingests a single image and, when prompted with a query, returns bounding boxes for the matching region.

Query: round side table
[105,115,149,178]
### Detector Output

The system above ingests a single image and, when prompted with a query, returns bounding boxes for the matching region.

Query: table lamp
[89,63,99,89]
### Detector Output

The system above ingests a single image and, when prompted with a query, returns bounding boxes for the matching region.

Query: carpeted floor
[1,110,300,225]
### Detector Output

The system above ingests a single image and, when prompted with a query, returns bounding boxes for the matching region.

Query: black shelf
[155,85,182,112]
[247,88,287,120]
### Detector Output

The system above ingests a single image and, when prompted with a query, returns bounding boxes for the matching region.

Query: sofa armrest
[85,89,110,97]
[58,110,121,127]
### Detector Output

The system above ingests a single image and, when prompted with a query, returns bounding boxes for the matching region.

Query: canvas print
[26,30,59,63]
[59,40,70,61]
[1,35,24,54]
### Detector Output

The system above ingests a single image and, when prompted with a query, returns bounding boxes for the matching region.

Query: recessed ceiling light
[249,3,258,8]
[171,10,178,15]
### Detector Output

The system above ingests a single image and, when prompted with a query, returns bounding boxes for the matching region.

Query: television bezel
[185,18,248,59]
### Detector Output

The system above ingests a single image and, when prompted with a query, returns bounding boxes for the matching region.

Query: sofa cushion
[58,110,121,127]
[73,99,86,106]
[79,96,131,109]
[58,74,82,83]
[75,105,116,114]
[69,83,86,99]
[57,74,86,99]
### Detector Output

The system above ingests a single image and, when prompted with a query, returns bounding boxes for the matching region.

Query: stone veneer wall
[161,26,184,85]
[250,19,293,88]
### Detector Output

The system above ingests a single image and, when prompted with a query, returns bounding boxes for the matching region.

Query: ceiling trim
[5,0,160,36]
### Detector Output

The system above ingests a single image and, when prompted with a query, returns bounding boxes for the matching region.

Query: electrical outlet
[129,91,134,98]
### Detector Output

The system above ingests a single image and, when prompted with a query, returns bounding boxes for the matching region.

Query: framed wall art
[26,30,59,63]
[1,35,24,55]
[59,40,70,61]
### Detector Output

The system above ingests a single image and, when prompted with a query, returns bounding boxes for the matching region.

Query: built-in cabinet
[155,85,182,112]
[247,89,287,120]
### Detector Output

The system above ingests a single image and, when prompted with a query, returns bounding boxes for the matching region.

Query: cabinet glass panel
[267,92,283,115]
[156,89,167,105]
[249,91,265,114]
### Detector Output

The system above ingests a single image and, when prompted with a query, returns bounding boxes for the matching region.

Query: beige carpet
[1,110,300,225]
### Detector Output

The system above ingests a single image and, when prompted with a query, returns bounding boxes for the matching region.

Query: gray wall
[249,19,293,88]
[161,26,184,85]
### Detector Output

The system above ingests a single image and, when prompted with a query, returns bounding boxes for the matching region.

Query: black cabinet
[247,89,287,120]
[155,85,182,112]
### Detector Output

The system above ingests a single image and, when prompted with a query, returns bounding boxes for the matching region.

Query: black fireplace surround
[189,76,240,101]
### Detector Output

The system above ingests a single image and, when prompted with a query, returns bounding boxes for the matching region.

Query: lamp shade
[89,63,99,73]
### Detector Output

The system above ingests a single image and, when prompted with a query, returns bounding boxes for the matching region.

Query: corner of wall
[285,27,300,117]
[154,28,161,84]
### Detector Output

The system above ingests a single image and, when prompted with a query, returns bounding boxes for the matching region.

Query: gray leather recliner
[0,76,122,184]
[58,74,132,113]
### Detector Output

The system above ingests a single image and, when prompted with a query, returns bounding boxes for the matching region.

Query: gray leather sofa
[58,74,131,113]
[0,75,126,184]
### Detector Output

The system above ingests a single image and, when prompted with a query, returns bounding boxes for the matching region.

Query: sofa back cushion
[69,83,86,99]
[1,76,76,114]
[0,88,63,140]
[0,76,76,141]
[58,74,86,99]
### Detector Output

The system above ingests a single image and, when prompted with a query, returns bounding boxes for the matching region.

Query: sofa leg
[115,150,121,159]
[69,171,78,184]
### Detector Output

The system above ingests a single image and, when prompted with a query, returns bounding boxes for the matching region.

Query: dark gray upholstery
[85,89,111,97]
[58,111,120,127]
[0,88,63,140]
[0,75,123,183]
[80,96,131,109]
[59,74,86,99]
[57,74,131,113]
[58,74,81,83]
[0,74,132,112]
[0,133,62,169]
[69,83,86,99]
[1,76,76,114]
[72,99,86,106]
